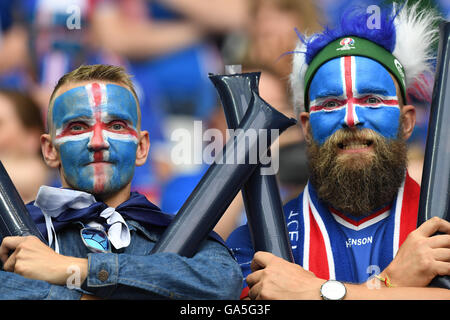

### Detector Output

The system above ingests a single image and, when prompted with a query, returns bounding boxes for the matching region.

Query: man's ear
[41,134,60,168]
[299,112,312,144]
[401,104,416,140]
[135,130,150,167]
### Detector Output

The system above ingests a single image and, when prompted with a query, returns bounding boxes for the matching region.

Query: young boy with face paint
[0,65,243,300]
[46,81,144,203]
[227,3,450,299]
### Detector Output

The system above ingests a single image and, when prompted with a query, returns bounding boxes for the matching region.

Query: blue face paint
[308,56,400,145]
[52,83,139,195]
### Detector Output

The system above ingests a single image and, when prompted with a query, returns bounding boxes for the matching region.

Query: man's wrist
[379,265,402,287]
[320,280,347,300]
[374,272,395,288]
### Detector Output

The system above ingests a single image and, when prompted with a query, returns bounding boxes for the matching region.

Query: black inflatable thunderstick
[151,90,296,257]
[0,161,45,243]
[417,21,450,289]
[209,69,295,262]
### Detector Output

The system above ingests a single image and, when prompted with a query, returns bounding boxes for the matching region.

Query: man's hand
[383,217,450,287]
[0,236,88,286]
[246,251,324,300]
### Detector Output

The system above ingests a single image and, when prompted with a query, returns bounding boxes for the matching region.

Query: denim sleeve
[81,239,243,299]
[226,223,255,289]
[0,271,82,300]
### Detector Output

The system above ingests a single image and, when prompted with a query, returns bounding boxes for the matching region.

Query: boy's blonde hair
[47,64,141,134]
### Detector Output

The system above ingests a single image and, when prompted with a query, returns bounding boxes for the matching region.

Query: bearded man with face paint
[0,64,243,300]
[227,3,450,300]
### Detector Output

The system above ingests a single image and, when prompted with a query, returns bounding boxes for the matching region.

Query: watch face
[321,280,346,300]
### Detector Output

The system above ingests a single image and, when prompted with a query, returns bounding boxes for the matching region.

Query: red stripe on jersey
[330,204,392,227]
[399,173,420,246]
[240,286,249,300]
[309,208,329,279]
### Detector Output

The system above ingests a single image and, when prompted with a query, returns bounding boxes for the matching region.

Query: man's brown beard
[307,126,407,216]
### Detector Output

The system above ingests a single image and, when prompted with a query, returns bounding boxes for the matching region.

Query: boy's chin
[92,183,130,199]
[65,180,128,199]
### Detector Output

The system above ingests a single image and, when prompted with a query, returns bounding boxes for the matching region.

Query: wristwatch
[320,280,347,300]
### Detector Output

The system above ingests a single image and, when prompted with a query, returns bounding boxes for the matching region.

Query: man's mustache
[312,128,393,160]
[324,128,384,150]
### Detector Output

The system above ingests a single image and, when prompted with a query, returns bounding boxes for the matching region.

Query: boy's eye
[68,122,88,132]
[108,120,127,131]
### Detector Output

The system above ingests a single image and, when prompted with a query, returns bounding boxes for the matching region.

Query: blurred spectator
[0,89,56,203]
[0,0,124,106]
[436,0,450,19]
[226,0,323,203]
[224,0,323,81]
[91,0,249,119]
[0,0,168,203]
[0,0,32,90]
[405,71,435,185]
[315,0,383,27]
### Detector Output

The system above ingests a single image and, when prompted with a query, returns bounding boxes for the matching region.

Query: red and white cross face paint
[308,56,401,145]
[52,82,139,195]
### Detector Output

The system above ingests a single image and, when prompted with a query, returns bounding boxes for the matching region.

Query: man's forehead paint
[308,58,344,102]
[52,83,139,129]
[309,56,398,102]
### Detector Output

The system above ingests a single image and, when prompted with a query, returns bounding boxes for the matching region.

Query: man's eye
[365,96,381,104]
[323,100,340,108]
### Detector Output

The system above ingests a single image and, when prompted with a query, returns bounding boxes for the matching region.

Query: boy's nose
[88,124,109,150]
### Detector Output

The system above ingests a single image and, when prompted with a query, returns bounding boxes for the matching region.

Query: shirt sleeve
[81,238,243,299]
[225,223,255,298]
[225,197,303,299]
[0,271,82,300]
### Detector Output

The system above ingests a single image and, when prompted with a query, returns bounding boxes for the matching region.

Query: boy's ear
[135,130,150,167]
[41,134,61,168]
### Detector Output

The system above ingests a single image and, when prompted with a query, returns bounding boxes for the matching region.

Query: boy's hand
[0,236,88,286]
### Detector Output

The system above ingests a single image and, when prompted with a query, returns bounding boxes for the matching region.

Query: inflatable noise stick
[417,22,450,289]
[209,67,294,262]
[0,161,46,243]
[151,91,296,257]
